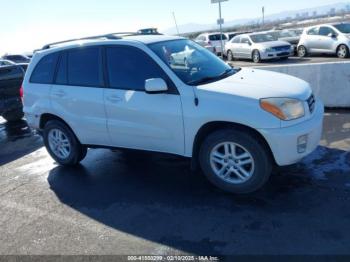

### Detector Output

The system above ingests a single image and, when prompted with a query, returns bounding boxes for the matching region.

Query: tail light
[20,84,24,102]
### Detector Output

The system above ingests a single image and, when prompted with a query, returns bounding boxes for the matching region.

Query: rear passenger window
[307,27,319,35]
[30,53,59,84]
[106,47,171,91]
[63,47,102,87]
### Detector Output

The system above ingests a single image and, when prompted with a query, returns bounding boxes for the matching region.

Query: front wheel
[199,129,272,194]
[43,120,87,166]
[227,50,234,62]
[337,44,349,58]
[252,50,261,63]
[298,46,307,57]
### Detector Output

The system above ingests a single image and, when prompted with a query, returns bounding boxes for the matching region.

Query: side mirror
[328,33,337,38]
[145,78,168,94]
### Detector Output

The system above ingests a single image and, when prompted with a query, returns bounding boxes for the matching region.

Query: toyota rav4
[23,34,324,194]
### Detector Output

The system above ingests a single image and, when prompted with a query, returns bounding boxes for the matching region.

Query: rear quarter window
[30,53,59,84]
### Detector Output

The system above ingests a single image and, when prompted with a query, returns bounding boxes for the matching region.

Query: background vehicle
[298,23,350,58]
[267,29,303,54]
[24,34,323,194]
[0,65,24,122]
[225,33,293,63]
[0,59,15,67]
[2,54,31,63]
[195,32,228,56]
[225,31,250,41]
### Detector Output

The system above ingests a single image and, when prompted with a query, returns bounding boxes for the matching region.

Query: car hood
[256,40,291,48]
[197,68,312,101]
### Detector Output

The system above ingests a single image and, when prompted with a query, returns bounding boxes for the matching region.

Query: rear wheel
[2,109,24,122]
[43,120,87,166]
[252,50,261,63]
[199,129,272,194]
[337,44,349,58]
[298,45,307,57]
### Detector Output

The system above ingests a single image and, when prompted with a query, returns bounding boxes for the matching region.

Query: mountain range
[163,2,350,35]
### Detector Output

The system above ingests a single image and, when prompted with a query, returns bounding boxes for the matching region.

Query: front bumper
[258,100,324,166]
[260,50,293,60]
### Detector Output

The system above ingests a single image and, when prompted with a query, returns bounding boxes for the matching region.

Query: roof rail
[41,32,139,50]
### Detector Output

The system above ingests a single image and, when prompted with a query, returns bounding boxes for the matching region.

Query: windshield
[250,34,275,43]
[334,23,350,33]
[149,39,238,86]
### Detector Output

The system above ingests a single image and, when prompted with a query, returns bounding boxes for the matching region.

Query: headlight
[265,47,274,52]
[260,98,305,121]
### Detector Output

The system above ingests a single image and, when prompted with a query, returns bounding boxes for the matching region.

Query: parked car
[267,29,303,54]
[194,37,216,54]
[23,34,323,194]
[225,31,250,41]
[2,54,31,63]
[225,33,293,63]
[298,23,350,58]
[195,33,228,56]
[0,59,15,67]
[0,65,25,122]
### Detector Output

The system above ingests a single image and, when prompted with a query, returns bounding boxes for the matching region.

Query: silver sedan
[225,33,293,63]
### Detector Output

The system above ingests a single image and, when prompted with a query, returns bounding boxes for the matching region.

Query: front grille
[272,45,291,52]
[307,94,316,114]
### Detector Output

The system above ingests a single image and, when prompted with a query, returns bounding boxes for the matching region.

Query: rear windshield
[209,34,227,41]
[334,23,350,33]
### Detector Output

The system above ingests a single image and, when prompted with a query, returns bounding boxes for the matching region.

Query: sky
[0,0,346,54]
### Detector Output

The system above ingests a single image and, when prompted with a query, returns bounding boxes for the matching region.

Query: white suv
[23,34,324,194]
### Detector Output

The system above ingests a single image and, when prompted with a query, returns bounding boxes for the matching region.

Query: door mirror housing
[145,78,168,94]
[328,33,337,38]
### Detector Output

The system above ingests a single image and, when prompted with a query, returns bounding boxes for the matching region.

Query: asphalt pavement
[0,112,349,256]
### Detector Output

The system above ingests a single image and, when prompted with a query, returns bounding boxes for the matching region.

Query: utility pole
[211,0,229,59]
[262,6,265,28]
[172,12,180,35]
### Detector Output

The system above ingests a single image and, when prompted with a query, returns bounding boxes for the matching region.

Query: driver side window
[319,27,336,36]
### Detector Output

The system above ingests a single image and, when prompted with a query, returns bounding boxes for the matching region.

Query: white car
[23,34,324,194]
[195,33,228,56]
[225,33,294,63]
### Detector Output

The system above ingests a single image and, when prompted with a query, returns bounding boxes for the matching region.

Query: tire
[199,129,272,194]
[2,109,24,122]
[227,50,234,62]
[43,120,87,166]
[252,50,261,63]
[298,45,307,57]
[337,44,349,59]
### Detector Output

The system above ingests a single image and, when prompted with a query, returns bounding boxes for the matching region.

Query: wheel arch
[39,113,82,143]
[191,121,276,170]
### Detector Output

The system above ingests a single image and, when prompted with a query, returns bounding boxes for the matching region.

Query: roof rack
[41,32,139,50]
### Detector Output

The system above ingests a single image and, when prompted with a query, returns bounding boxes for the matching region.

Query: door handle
[53,90,66,98]
[106,95,122,103]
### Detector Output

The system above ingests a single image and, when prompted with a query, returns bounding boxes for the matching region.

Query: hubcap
[228,51,233,61]
[338,46,347,58]
[299,47,305,57]
[253,52,259,62]
[210,142,255,184]
[48,129,71,159]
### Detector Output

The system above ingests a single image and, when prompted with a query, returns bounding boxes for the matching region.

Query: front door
[103,46,185,155]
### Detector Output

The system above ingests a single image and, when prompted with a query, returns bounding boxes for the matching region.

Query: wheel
[199,129,272,194]
[337,44,349,58]
[227,50,234,62]
[2,109,24,122]
[43,120,87,166]
[252,50,261,63]
[298,46,307,57]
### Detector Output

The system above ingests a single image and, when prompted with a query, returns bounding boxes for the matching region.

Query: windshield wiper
[188,68,236,86]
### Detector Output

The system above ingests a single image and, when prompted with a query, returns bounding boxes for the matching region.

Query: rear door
[240,37,252,58]
[51,46,109,146]
[103,45,184,155]
[305,27,320,52]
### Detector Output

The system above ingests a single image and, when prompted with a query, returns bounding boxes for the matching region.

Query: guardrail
[256,61,350,108]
